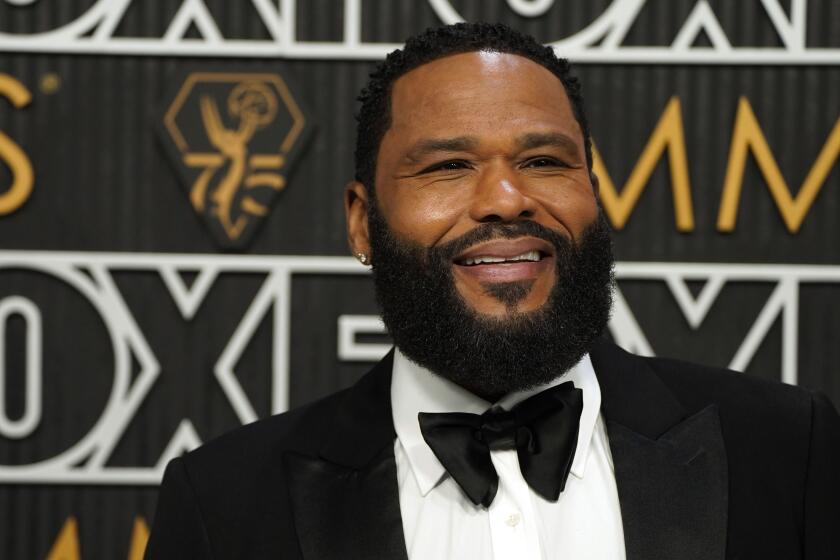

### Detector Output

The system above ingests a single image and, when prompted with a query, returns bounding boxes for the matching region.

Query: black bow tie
[418,382,583,507]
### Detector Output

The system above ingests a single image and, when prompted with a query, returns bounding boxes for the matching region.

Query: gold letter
[127,517,150,560]
[0,74,34,216]
[593,97,695,231]
[717,97,840,233]
[46,517,81,560]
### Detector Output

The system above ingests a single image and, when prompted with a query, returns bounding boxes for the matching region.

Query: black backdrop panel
[0,0,838,557]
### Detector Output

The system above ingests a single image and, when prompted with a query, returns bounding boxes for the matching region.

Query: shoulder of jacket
[642,353,813,423]
[180,385,353,475]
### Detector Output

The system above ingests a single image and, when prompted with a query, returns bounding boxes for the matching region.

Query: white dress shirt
[391,348,626,559]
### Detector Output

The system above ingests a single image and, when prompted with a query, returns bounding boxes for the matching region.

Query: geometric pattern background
[0,1,838,557]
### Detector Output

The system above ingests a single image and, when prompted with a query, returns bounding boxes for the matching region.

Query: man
[146,23,840,559]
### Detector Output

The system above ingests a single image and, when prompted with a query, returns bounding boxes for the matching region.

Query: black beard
[368,204,615,399]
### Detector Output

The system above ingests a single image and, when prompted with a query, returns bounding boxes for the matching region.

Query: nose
[468,164,537,223]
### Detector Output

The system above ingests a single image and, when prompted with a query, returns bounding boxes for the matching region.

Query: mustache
[431,220,571,262]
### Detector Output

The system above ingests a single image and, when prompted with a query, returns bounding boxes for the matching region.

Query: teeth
[463,250,541,266]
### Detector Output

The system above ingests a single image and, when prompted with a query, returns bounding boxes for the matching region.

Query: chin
[464,290,551,317]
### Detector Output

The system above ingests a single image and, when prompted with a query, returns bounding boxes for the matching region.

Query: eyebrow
[403,131,582,163]
[516,132,581,155]
[404,136,479,161]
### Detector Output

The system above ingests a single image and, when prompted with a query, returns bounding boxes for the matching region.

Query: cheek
[535,181,599,237]
[380,187,468,246]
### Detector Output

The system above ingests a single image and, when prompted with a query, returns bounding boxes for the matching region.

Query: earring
[356,252,369,265]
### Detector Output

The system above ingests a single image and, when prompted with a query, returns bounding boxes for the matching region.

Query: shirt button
[505,512,521,527]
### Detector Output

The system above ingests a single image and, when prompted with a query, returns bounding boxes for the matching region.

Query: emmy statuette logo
[159,70,312,249]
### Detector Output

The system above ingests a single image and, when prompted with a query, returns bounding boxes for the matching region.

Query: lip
[453,237,555,263]
[452,236,555,284]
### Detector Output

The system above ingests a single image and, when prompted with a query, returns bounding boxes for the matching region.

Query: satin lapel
[285,447,408,560]
[285,351,409,560]
[607,406,728,560]
[591,339,728,560]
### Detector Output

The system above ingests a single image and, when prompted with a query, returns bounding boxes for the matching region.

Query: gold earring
[356,252,369,265]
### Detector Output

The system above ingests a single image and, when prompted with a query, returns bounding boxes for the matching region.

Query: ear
[344,180,372,261]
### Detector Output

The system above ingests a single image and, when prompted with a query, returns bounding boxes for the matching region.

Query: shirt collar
[391,347,602,497]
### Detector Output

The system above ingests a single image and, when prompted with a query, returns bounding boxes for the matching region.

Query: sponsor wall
[0,0,838,557]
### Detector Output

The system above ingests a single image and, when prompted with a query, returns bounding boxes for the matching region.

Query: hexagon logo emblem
[159,69,313,250]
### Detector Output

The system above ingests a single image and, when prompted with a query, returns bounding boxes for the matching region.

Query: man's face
[356,51,599,316]
[345,51,612,397]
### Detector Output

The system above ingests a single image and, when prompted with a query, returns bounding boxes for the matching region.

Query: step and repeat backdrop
[0,0,838,557]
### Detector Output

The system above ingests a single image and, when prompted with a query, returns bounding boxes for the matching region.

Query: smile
[459,250,544,266]
[452,237,555,283]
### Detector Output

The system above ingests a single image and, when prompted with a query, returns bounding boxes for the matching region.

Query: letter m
[593,97,695,232]
[717,97,840,233]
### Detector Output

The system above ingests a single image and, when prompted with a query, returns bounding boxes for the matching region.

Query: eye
[523,156,564,169]
[419,160,471,174]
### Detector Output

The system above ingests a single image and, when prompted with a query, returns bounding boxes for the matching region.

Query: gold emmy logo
[160,71,311,249]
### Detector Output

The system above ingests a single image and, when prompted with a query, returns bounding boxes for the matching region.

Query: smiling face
[346,51,599,317]
[345,49,612,397]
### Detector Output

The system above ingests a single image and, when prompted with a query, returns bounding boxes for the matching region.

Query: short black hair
[354,22,593,192]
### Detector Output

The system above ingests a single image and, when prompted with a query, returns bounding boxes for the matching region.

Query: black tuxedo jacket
[145,340,840,559]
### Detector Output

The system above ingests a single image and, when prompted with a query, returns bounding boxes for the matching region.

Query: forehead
[386,51,581,143]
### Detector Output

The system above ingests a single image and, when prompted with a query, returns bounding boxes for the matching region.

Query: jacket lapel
[591,339,728,560]
[285,352,409,560]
